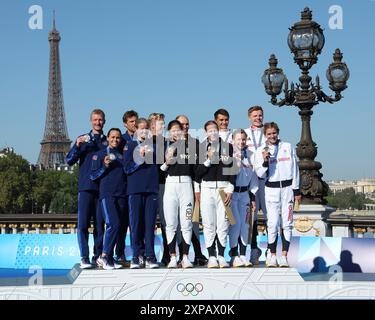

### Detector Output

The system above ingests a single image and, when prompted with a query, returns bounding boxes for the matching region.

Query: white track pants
[229,192,250,248]
[163,181,193,245]
[255,179,267,221]
[265,185,294,244]
[176,220,200,244]
[200,187,229,248]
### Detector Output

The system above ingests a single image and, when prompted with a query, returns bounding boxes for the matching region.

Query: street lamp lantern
[261,7,349,204]
[261,54,286,100]
[326,49,350,93]
[287,7,325,70]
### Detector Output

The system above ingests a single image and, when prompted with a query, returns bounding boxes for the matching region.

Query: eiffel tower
[37,14,71,169]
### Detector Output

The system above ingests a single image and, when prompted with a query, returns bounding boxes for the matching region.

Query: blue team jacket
[90,147,127,199]
[124,140,159,195]
[119,131,134,153]
[66,131,107,192]
[123,131,134,143]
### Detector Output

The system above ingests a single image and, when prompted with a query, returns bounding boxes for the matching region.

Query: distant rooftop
[0,147,15,157]
[328,179,375,185]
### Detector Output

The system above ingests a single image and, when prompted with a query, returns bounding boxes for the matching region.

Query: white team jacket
[245,128,265,153]
[254,140,300,191]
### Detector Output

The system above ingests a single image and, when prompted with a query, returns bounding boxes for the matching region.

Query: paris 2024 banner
[0,234,373,273]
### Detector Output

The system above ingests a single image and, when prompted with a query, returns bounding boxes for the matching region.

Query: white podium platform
[1,266,375,300]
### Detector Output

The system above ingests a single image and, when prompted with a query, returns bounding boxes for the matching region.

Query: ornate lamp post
[262,7,349,205]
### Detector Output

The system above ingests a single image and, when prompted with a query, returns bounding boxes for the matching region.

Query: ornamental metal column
[261,7,349,205]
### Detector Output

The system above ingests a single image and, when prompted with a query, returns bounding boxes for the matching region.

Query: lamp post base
[299,166,329,205]
[293,204,335,237]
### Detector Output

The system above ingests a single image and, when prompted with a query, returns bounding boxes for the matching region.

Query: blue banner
[0,234,374,273]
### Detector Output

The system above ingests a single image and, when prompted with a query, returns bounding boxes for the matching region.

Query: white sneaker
[267,255,278,268]
[207,256,219,268]
[278,255,289,268]
[168,256,178,269]
[97,256,114,270]
[217,255,229,268]
[138,256,145,268]
[113,260,123,269]
[80,258,92,269]
[231,256,245,268]
[240,255,253,267]
[145,258,159,269]
[130,258,140,269]
[181,256,193,269]
[250,248,262,265]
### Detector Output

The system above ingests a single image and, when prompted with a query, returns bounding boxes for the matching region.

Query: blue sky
[0,0,374,180]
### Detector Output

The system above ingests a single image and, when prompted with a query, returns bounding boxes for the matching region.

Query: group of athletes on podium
[66,106,301,270]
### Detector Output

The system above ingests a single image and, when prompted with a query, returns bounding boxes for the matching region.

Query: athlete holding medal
[254,122,301,267]
[245,106,266,265]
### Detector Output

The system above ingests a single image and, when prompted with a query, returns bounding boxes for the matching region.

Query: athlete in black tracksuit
[195,128,236,268]
[161,123,200,268]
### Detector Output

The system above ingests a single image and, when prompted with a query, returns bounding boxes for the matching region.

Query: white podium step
[1,266,375,300]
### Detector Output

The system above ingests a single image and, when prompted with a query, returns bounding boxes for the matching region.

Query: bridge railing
[1,211,375,238]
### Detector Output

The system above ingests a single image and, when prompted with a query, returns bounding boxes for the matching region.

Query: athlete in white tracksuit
[254,122,301,267]
[215,108,233,144]
[161,120,199,268]
[245,105,267,264]
[195,121,236,268]
[245,126,266,220]
[229,130,258,267]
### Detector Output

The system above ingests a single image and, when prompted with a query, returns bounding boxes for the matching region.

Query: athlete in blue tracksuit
[90,128,127,270]
[66,109,107,269]
[124,118,160,269]
[113,127,135,264]
[122,130,134,144]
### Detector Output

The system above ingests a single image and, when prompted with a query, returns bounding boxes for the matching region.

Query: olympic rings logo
[176,282,204,296]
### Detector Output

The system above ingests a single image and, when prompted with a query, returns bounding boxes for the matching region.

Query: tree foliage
[326,188,373,210]
[0,153,32,213]
[0,153,78,214]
